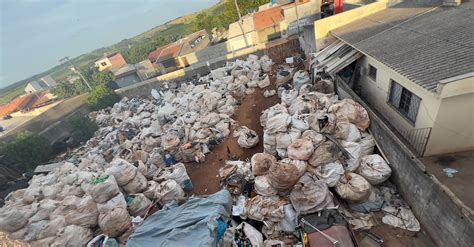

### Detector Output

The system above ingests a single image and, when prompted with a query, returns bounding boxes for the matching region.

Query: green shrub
[69,115,98,144]
[0,132,52,171]
[86,84,121,111]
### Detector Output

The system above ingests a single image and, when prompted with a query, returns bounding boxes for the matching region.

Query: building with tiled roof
[253,6,285,43]
[316,0,474,156]
[94,52,127,72]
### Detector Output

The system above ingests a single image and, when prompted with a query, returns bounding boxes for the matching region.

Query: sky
[0,0,218,88]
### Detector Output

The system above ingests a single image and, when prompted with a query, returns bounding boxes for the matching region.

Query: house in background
[94,52,127,72]
[253,6,285,44]
[148,30,211,74]
[66,75,81,84]
[316,1,474,156]
[281,0,321,37]
[113,65,142,88]
[25,80,48,94]
[39,75,57,87]
[227,14,258,51]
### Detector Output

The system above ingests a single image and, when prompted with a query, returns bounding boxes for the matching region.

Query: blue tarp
[126,190,232,247]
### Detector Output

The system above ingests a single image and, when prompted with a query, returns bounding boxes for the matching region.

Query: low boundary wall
[335,79,474,247]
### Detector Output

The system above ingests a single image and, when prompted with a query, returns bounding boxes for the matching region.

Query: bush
[86,84,121,111]
[0,132,52,171]
[69,115,99,144]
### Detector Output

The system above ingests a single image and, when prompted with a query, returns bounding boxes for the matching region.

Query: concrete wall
[0,94,90,145]
[313,0,389,50]
[336,80,474,247]
[427,93,474,155]
[228,31,259,51]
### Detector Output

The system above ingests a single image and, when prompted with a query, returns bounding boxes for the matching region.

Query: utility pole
[234,0,249,48]
[59,56,92,90]
[295,1,301,36]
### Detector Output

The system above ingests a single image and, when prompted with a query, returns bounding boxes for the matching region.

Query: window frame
[368,64,377,81]
[387,79,421,125]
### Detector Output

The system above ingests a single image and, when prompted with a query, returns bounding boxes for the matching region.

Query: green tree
[0,132,52,171]
[69,115,98,144]
[91,71,115,87]
[86,84,121,111]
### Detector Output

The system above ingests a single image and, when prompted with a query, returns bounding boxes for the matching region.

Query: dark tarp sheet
[126,190,232,247]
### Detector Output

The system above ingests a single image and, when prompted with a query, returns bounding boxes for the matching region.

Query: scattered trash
[443,168,459,178]
[233,126,259,148]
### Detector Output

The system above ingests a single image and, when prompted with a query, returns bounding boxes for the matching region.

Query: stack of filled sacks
[223,75,401,241]
[0,54,275,245]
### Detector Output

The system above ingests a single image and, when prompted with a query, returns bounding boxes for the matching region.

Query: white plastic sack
[251,153,277,176]
[64,195,99,228]
[290,173,334,214]
[0,206,33,232]
[97,193,127,214]
[254,176,278,196]
[257,74,270,88]
[308,141,339,167]
[53,225,93,246]
[245,195,286,222]
[123,171,148,194]
[263,89,276,98]
[301,130,325,147]
[335,173,372,203]
[154,180,185,205]
[280,158,307,177]
[291,114,310,131]
[98,207,131,237]
[287,138,314,161]
[357,154,392,185]
[237,222,263,247]
[342,141,362,172]
[127,193,152,216]
[267,161,300,191]
[281,89,298,105]
[313,161,345,187]
[360,132,376,156]
[106,158,137,186]
[233,126,259,148]
[328,99,370,131]
[293,70,310,91]
[81,174,120,203]
[382,206,420,232]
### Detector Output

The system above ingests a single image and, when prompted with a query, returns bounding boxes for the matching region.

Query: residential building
[25,80,48,94]
[281,0,321,37]
[148,30,211,74]
[227,14,258,50]
[135,60,158,81]
[113,64,142,88]
[94,52,127,72]
[253,6,285,44]
[317,1,474,156]
[39,75,57,87]
[66,75,81,84]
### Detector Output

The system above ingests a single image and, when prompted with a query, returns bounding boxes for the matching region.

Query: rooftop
[254,6,284,31]
[331,1,474,92]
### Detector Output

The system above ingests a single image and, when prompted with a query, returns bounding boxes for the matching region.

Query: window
[101,62,107,66]
[389,80,421,123]
[368,64,377,81]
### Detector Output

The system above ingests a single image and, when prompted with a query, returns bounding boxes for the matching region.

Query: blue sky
[0,0,218,88]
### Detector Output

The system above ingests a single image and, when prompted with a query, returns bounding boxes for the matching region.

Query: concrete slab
[421,151,474,210]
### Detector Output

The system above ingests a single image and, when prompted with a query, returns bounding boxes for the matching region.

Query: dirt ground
[185,72,280,195]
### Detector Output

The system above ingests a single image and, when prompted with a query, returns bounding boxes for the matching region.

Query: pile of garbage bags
[218,69,420,245]
[0,54,276,245]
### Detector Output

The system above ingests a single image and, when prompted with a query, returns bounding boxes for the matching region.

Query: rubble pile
[0,54,276,245]
[219,68,421,246]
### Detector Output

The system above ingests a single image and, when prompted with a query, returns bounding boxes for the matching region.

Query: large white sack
[335,122,361,142]
[106,158,137,186]
[342,141,362,172]
[301,130,326,147]
[81,174,120,203]
[29,199,58,222]
[244,195,286,222]
[237,222,264,247]
[251,153,277,176]
[312,161,345,187]
[267,161,300,191]
[308,141,339,167]
[266,112,291,134]
[293,70,310,91]
[382,206,420,232]
[257,74,271,88]
[233,126,259,148]
[291,114,310,131]
[154,180,185,205]
[126,193,152,216]
[38,216,67,239]
[53,225,93,246]
[97,193,127,214]
[98,207,131,237]
[276,129,301,150]
[328,99,370,131]
[357,154,392,185]
[0,205,33,232]
[155,163,191,189]
[290,173,334,214]
[335,173,371,203]
[281,89,298,105]
[254,176,278,196]
[280,158,307,177]
[287,138,314,161]
[360,132,376,156]
[64,195,99,228]
[123,171,148,194]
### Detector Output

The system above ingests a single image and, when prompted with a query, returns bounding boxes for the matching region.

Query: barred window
[368,64,377,81]
[389,80,421,123]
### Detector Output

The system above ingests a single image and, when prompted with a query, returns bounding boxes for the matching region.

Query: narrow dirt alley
[185,75,280,195]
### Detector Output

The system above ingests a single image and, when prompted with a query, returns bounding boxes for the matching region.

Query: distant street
[0,116,34,136]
